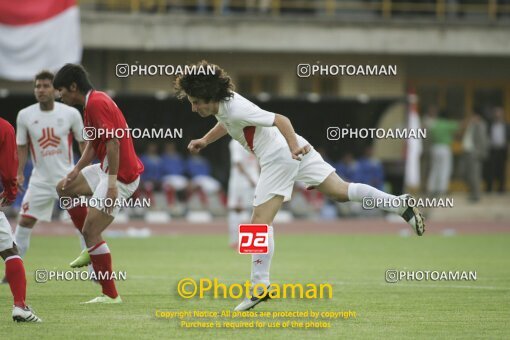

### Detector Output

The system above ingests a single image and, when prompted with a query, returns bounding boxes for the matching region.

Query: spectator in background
[461,111,488,202]
[139,143,163,206]
[161,142,188,207]
[486,107,509,193]
[333,153,364,217]
[186,154,226,209]
[358,145,385,191]
[426,108,460,197]
[334,153,362,183]
[228,139,259,249]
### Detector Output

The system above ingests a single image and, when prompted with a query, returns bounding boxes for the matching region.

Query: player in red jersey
[53,64,144,304]
[0,117,42,322]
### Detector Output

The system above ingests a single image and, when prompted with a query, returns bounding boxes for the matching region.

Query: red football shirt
[84,90,144,184]
[0,117,19,201]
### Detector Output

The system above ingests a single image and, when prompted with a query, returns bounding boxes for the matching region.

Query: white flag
[404,91,423,189]
[0,0,82,81]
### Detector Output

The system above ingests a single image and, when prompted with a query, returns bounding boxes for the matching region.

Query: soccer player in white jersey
[13,71,86,262]
[228,139,259,249]
[176,61,425,311]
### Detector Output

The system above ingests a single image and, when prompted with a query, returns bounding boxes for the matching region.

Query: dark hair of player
[34,70,54,84]
[53,63,94,94]
[174,60,234,103]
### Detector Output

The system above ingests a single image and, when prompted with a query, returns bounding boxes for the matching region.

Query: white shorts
[20,181,59,222]
[253,146,335,206]
[228,183,255,209]
[162,175,189,191]
[0,212,14,252]
[191,175,221,193]
[81,164,140,217]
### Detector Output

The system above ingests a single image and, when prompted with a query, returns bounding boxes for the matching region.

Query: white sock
[347,183,402,214]
[14,225,33,258]
[228,211,242,245]
[251,226,274,287]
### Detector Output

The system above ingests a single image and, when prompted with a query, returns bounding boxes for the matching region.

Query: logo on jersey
[38,127,61,149]
[238,224,269,254]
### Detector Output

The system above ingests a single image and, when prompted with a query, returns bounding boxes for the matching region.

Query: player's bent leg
[69,207,112,268]
[315,172,350,202]
[316,173,425,236]
[79,207,121,303]
[235,196,282,312]
[57,172,92,234]
[81,207,114,247]
[56,172,93,198]
[250,195,284,225]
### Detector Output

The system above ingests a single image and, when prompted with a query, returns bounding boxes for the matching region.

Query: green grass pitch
[1,233,509,339]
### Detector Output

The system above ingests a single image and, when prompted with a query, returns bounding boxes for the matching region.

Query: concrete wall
[81,12,510,56]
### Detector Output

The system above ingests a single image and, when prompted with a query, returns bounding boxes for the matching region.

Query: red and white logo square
[238,224,268,254]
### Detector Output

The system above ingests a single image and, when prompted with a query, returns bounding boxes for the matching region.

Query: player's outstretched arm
[78,141,86,155]
[74,141,96,172]
[16,144,28,191]
[188,123,228,154]
[62,142,96,189]
[273,114,310,160]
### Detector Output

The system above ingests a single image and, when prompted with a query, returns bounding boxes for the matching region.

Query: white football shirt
[216,92,308,162]
[16,102,84,186]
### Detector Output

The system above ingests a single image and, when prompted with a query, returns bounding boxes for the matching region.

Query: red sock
[163,185,175,205]
[88,242,118,298]
[198,188,208,206]
[68,206,87,233]
[5,256,26,307]
[219,191,227,207]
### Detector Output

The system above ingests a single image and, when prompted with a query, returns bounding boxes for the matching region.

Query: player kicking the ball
[53,64,144,304]
[0,117,42,322]
[176,61,425,311]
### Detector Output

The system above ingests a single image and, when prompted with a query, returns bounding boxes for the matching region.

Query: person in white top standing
[228,139,259,249]
[176,60,425,311]
[12,71,86,263]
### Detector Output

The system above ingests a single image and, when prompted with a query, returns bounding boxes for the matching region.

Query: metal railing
[78,0,510,21]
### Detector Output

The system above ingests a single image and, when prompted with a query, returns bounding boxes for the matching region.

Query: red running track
[14,219,510,236]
